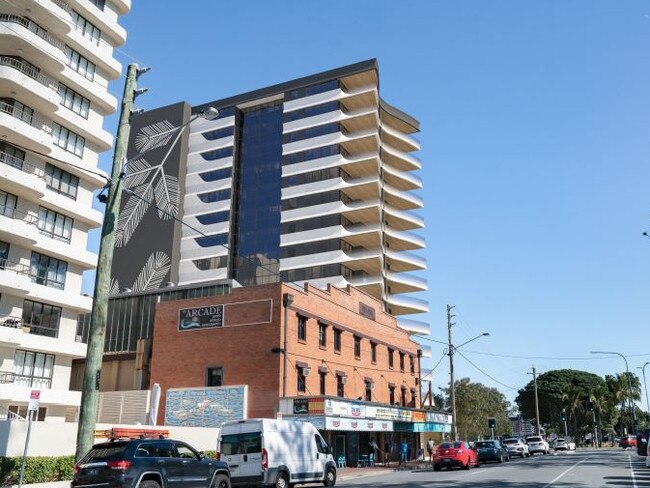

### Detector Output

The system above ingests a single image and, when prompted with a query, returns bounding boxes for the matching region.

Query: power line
[455,350,517,391]
[421,353,447,381]
[461,349,650,361]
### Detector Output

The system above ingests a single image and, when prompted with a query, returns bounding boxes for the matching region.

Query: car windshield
[526,437,542,442]
[503,439,518,444]
[475,441,495,448]
[81,443,129,463]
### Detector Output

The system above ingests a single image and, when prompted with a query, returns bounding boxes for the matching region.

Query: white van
[218,419,336,488]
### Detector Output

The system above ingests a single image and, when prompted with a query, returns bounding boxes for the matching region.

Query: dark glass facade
[232,103,283,286]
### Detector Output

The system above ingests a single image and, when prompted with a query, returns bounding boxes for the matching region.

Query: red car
[620,436,637,448]
[433,441,480,471]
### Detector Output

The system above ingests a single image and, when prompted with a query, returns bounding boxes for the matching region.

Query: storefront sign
[350,403,365,418]
[293,398,309,414]
[375,407,393,420]
[326,417,393,431]
[325,398,349,416]
[308,397,324,414]
[412,411,426,422]
[426,412,453,424]
[178,305,224,331]
[359,302,376,320]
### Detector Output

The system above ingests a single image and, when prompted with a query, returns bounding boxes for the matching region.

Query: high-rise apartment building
[0,0,129,421]
[113,59,429,336]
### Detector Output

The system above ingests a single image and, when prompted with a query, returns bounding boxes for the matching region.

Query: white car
[553,438,576,451]
[526,436,550,455]
[503,438,530,458]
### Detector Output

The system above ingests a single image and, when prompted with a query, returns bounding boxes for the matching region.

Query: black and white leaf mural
[135,120,176,153]
[133,251,171,291]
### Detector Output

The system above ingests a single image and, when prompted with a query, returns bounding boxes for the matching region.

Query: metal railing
[0,100,52,133]
[0,372,51,388]
[49,0,71,13]
[0,314,59,338]
[0,406,26,421]
[0,203,39,226]
[0,14,65,51]
[0,315,22,329]
[0,257,31,275]
[0,150,45,177]
[0,56,58,90]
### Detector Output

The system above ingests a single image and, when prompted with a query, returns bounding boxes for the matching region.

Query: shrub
[0,455,75,485]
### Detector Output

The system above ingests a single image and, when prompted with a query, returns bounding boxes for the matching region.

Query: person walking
[426,438,435,463]
[384,438,393,467]
[399,439,408,467]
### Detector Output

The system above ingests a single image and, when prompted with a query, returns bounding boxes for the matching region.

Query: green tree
[444,378,510,440]
[516,369,605,436]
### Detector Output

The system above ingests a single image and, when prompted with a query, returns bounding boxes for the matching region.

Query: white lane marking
[628,454,638,488]
[542,456,591,488]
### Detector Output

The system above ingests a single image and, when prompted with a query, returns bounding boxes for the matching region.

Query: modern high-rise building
[0,0,129,421]
[113,59,429,336]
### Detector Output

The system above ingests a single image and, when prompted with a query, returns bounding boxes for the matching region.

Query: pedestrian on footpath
[427,438,435,463]
[384,438,393,467]
[398,439,408,467]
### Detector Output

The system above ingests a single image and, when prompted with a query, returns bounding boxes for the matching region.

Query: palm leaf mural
[153,174,179,220]
[109,278,120,296]
[115,183,154,247]
[123,158,153,189]
[135,121,176,153]
[132,252,171,291]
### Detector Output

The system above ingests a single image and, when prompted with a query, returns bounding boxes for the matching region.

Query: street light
[74,62,220,461]
[637,362,649,416]
[591,351,637,435]
[447,305,489,441]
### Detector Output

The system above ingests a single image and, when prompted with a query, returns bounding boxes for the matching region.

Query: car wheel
[464,459,472,470]
[323,467,336,487]
[498,455,504,463]
[275,472,289,488]
[433,464,441,472]
[140,481,162,488]
[212,474,231,488]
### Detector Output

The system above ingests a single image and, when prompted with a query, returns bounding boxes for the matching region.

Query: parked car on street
[620,436,637,449]
[525,436,550,455]
[72,438,231,488]
[433,441,480,471]
[502,437,530,458]
[552,438,576,451]
[474,440,510,464]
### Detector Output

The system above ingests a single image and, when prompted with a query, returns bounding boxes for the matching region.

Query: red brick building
[150,282,423,423]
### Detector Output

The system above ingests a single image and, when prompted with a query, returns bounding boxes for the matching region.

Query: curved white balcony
[0,15,65,72]
[59,64,117,114]
[185,176,232,196]
[17,0,72,36]
[0,316,86,357]
[0,102,52,154]
[385,249,426,272]
[381,123,420,152]
[64,0,127,46]
[383,183,423,211]
[0,206,39,246]
[384,228,425,251]
[0,152,46,199]
[281,198,380,225]
[0,57,59,112]
[0,260,31,296]
[283,127,378,157]
[183,199,231,219]
[396,317,431,336]
[340,84,379,112]
[181,220,229,238]
[32,234,97,269]
[0,382,82,406]
[382,164,422,191]
[347,273,383,288]
[281,174,379,202]
[382,143,421,172]
[281,250,344,271]
[384,205,424,231]
[178,260,228,286]
[113,0,132,15]
[283,88,340,113]
[188,135,235,155]
[386,271,428,294]
[289,275,349,291]
[179,244,229,261]
[27,284,93,313]
[45,145,108,188]
[187,153,234,173]
[190,115,236,135]
[282,151,379,179]
[40,191,103,227]
[386,294,429,315]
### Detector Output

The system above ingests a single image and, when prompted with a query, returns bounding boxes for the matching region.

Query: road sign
[28,390,40,412]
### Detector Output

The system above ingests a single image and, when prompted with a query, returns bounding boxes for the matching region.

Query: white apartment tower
[0,0,129,421]
[113,60,430,337]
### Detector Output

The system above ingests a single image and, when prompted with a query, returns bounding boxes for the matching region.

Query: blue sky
[86,1,650,404]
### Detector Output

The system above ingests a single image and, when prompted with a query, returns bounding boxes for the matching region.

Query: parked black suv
[72,438,230,488]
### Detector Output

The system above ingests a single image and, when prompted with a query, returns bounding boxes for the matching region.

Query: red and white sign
[28,390,41,411]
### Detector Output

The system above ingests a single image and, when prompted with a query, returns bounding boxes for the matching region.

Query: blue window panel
[281,144,340,166]
[201,126,234,141]
[195,211,230,225]
[195,233,228,248]
[283,101,340,122]
[199,167,232,182]
[197,189,231,203]
[283,122,339,144]
[200,147,234,161]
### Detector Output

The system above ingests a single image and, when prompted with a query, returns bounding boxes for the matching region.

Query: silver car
[502,438,530,458]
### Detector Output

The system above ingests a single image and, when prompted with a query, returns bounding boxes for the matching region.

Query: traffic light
[488,417,496,429]
[560,410,566,422]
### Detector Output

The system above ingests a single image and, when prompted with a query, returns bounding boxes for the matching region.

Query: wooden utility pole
[447,304,457,441]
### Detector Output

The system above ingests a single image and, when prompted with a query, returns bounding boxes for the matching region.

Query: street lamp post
[638,362,650,416]
[591,351,637,435]
[446,305,489,441]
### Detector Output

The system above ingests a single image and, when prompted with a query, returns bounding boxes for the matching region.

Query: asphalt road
[337,449,649,488]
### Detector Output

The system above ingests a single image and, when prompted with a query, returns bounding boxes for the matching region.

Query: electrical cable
[421,353,447,381]
[455,350,517,390]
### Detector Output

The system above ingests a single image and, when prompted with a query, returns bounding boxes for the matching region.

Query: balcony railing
[0,101,52,133]
[49,0,71,13]
[0,14,65,51]
[0,371,51,388]
[0,56,58,90]
[0,150,45,177]
[0,203,39,226]
[0,406,26,421]
[0,314,59,338]
[0,315,22,329]
[0,257,31,276]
